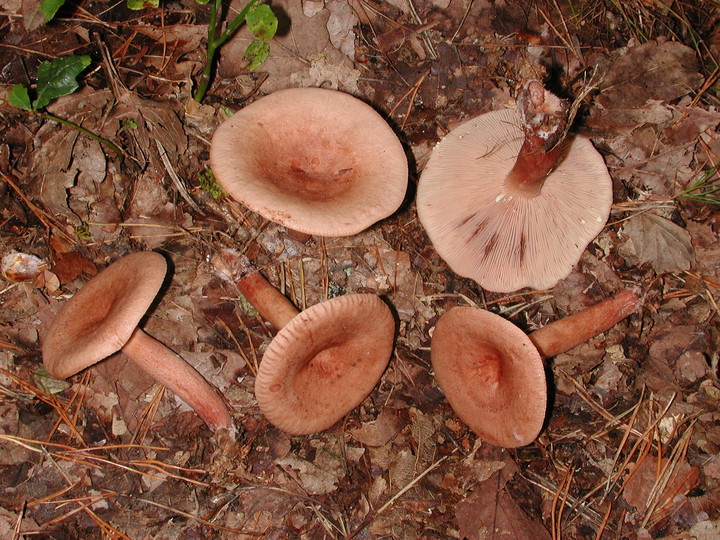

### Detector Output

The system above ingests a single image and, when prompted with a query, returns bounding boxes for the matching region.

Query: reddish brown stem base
[505,80,570,196]
[505,138,565,196]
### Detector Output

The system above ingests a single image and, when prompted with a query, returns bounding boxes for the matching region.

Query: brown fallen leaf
[620,213,696,274]
[623,455,700,515]
[456,470,551,540]
[29,88,114,226]
[350,408,404,447]
[50,251,97,285]
[219,0,358,93]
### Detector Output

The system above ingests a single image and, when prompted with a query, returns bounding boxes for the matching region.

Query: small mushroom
[431,288,641,447]
[210,87,408,237]
[417,80,613,292]
[213,248,396,435]
[42,252,234,434]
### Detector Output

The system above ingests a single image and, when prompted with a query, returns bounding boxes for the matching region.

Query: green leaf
[127,0,159,10]
[8,85,32,111]
[244,39,270,71]
[194,0,211,4]
[33,55,91,110]
[246,4,278,40]
[41,0,66,21]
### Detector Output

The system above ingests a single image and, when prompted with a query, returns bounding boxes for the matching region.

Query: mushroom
[212,248,395,435]
[431,288,641,447]
[42,252,234,434]
[209,87,408,237]
[417,80,613,292]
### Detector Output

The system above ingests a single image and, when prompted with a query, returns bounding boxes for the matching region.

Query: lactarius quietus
[42,252,234,434]
[417,80,613,292]
[212,248,396,435]
[210,87,409,237]
[431,288,641,448]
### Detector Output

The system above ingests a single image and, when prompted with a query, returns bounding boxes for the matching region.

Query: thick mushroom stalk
[529,287,641,359]
[42,252,234,435]
[505,80,570,196]
[212,248,396,435]
[431,288,641,448]
[122,329,234,433]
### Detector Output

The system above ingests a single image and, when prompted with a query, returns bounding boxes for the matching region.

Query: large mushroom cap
[210,87,408,237]
[42,252,167,379]
[431,306,547,448]
[254,294,395,435]
[417,108,613,292]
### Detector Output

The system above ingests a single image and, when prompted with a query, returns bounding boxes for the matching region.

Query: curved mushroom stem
[528,288,641,360]
[505,80,570,196]
[122,328,234,433]
[212,248,299,330]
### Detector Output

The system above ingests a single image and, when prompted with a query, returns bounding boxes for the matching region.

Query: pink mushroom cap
[210,87,409,237]
[254,293,396,435]
[431,306,547,448]
[42,252,168,378]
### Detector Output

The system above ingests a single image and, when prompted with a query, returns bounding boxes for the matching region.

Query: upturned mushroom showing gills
[212,248,396,435]
[42,252,234,434]
[417,80,613,293]
[209,87,408,237]
[431,288,640,448]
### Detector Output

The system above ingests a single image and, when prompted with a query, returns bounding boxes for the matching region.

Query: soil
[1,0,719,538]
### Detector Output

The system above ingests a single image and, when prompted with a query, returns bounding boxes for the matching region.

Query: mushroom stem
[122,328,234,433]
[212,248,299,330]
[505,80,570,196]
[528,288,641,360]
[234,271,300,330]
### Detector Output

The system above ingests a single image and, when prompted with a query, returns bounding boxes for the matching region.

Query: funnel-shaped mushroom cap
[210,87,408,236]
[43,252,167,379]
[254,294,395,435]
[417,108,613,292]
[431,306,547,447]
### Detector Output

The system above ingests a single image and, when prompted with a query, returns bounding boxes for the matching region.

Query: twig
[155,140,204,214]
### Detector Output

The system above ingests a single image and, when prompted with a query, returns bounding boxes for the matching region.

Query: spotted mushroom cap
[416,108,613,292]
[254,293,395,435]
[431,306,547,448]
[210,87,409,237]
[42,252,167,379]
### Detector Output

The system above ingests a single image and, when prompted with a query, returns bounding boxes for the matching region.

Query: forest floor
[1,0,720,538]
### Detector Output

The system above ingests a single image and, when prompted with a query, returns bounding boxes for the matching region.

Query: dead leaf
[623,456,700,513]
[326,0,359,58]
[219,0,359,93]
[29,88,114,226]
[276,454,340,495]
[20,0,44,31]
[588,41,704,133]
[350,409,403,447]
[456,471,551,540]
[49,251,97,285]
[595,41,704,109]
[105,90,188,171]
[620,213,695,274]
